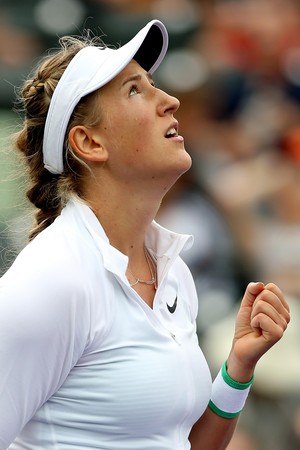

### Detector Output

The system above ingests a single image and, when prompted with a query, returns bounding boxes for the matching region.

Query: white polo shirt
[0,198,212,450]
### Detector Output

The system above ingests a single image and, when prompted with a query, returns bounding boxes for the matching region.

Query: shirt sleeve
[0,242,90,449]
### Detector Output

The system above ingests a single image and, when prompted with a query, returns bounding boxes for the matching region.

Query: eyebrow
[122,72,154,87]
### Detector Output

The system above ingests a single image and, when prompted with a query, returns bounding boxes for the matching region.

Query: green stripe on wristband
[208,400,241,419]
[222,361,254,390]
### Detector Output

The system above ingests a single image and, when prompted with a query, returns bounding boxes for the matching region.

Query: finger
[251,299,290,332]
[264,282,290,314]
[252,287,291,324]
[251,312,287,344]
[240,281,265,309]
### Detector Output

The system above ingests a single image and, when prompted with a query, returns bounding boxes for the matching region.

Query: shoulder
[0,208,105,314]
[4,227,82,293]
[0,211,110,355]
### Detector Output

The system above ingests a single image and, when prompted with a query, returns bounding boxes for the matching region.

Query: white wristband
[209,361,254,418]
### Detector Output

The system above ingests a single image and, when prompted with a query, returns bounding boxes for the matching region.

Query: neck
[81,164,178,256]
[86,190,161,257]
[83,179,163,307]
[127,246,157,289]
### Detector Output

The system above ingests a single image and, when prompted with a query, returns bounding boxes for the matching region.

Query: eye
[129,84,139,96]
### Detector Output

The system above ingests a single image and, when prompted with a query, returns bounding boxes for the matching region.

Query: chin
[169,157,192,187]
[178,150,193,173]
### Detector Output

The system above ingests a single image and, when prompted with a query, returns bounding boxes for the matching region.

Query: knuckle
[275,327,284,340]
[265,282,277,291]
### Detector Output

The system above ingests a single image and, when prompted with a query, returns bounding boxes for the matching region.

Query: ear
[68,125,108,163]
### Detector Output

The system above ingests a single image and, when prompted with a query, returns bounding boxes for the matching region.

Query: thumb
[241,281,265,308]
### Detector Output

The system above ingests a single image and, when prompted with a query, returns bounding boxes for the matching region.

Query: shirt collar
[63,198,193,279]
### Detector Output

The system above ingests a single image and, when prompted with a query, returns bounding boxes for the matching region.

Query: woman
[0,20,290,450]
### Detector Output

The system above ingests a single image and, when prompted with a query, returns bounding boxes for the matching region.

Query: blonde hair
[14,33,103,240]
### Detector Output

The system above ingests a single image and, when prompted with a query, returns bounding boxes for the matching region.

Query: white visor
[43,19,168,174]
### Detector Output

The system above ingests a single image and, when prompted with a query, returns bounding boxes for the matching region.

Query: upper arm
[189,406,238,450]
[0,248,90,448]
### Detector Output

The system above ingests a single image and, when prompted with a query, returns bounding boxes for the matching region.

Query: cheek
[100,100,155,156]
[118,117,153,150]
[133,114,157,143]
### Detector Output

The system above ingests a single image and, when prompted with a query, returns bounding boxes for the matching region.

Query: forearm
[189,407,238,450]
[189,280,290,450]
[189,359,252,450]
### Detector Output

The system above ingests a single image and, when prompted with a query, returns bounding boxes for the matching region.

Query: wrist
[222,361,254,389]
[226,352,255,383]
[208,360,254,419]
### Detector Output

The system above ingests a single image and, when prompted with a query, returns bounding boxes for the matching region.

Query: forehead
[102,60,151,91]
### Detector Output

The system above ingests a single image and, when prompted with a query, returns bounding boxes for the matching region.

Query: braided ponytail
[14,33,103,240]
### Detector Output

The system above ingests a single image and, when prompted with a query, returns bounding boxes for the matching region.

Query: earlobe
[68,125,108,163]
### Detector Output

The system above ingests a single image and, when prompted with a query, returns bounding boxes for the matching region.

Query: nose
[157,89,180,116]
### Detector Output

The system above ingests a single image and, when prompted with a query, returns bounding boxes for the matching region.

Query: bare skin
[189,281,290,449]
[69,60,191,306]
[68,60,291,449]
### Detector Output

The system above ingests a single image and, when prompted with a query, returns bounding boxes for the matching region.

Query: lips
[165,122,178,138]
[164,122,184,143]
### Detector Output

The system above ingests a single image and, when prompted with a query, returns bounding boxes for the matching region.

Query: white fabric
[210,368,251,414]
[0,198,212,450]
[43,19,168,174]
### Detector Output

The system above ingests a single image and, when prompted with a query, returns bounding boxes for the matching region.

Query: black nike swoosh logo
[167,296,177,314]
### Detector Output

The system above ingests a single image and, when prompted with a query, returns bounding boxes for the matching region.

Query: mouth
[164,122,184,143]
[165,123,179,139]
